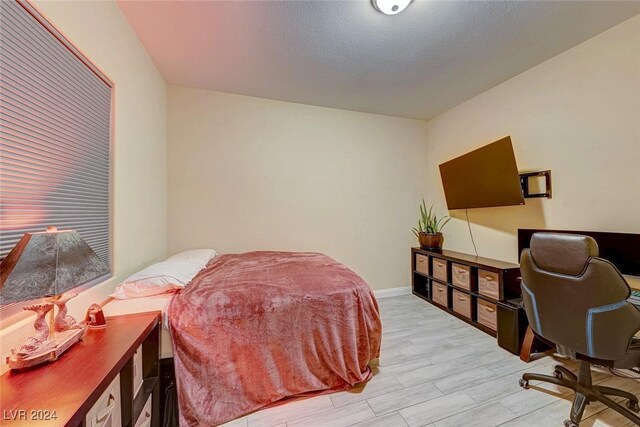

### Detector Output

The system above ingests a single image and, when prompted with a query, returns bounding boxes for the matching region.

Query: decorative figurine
[6,297,87,370]
[54,293,83,332]
[11,303,57,358]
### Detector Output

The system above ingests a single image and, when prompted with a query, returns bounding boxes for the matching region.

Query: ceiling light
[371,0,413,16]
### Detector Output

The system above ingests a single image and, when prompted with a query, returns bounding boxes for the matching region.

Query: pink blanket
[168,251,382,426]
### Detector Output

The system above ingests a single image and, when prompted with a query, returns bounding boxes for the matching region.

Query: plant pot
[418,232,444,250]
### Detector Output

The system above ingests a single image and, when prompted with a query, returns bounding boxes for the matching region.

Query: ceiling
[118,1,640,120]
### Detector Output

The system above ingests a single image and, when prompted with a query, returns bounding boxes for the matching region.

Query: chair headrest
[529,232,599,276]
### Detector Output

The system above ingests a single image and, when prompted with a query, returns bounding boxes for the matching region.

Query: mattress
[102,294,174,358]
[169,251,381,425]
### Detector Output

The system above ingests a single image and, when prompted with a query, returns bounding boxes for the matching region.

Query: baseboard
[374,286,411,299]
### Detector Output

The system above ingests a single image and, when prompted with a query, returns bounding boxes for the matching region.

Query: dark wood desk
[625,275,640,291]
[1,312,160,426]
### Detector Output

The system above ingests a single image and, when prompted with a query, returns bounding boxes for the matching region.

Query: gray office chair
[519,232,640,427]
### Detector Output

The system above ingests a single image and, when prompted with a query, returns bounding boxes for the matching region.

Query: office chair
[519,232,640,427]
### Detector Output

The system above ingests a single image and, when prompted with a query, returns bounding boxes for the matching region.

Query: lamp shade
[0,229,109,305]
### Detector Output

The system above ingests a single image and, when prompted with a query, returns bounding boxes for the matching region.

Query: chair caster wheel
[519,379,529,389]
[626,400,639,412]
[553,369,563,379]
[564,420,579,427]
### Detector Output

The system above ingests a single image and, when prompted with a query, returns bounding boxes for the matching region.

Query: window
[0,1,112,282]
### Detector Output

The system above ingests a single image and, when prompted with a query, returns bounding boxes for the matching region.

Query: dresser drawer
[451,263,471,289]
[452,290,472,319]
[134,394,153,427]
[432,282,448,307]
[86,373,121,427]
[478,269,500,300]
[133,344,143,396]
[477,299,498,331]
[415,254,429,276]
[432,258,447,282]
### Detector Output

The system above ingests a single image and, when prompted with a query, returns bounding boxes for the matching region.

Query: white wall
[423,14,640,263]
[0,0,167,373]
[167,86,428,290]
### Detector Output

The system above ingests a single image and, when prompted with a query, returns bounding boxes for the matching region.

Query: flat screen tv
[439,136,524,210]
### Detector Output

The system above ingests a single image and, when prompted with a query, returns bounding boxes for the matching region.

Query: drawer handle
[96,394,116,423]
[483,306,496,313]
[484,275,495,281]
[457,269,467,274]
[436,262,444,267]
[436,288,444,292]
[458,296,467,301]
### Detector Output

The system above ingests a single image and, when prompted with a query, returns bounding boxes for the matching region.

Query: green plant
[412,198,451,237]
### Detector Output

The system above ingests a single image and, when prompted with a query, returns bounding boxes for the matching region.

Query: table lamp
[0,226,109,370]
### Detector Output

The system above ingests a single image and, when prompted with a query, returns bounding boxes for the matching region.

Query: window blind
[0,0,112,268]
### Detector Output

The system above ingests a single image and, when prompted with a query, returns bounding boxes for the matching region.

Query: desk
[1,312,161,426]
[625,275,640,291]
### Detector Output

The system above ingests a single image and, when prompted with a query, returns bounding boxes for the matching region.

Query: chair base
[520,360,640,426]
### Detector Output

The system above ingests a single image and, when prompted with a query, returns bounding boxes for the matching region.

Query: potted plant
[412,198,451,250]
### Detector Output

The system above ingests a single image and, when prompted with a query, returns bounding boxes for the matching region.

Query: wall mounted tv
[439,136,525,210]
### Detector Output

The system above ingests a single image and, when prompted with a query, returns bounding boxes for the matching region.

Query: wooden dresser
[1,312,161,427]
[412,247,526,354]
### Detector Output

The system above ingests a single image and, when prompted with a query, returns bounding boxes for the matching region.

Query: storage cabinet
[497,300,529,354]
[411,247,522,354]
[1,312,161,427]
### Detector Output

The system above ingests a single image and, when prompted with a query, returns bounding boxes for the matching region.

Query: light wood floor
[222,294,640,427]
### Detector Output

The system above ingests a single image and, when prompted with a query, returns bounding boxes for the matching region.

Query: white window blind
[0,0,112,268]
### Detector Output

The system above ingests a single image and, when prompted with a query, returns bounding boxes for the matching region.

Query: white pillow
[166,249,216,265]
[111,260,204,300]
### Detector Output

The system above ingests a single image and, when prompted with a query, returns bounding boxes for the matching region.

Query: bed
[106,250,381,426]
[102,294,175,358]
